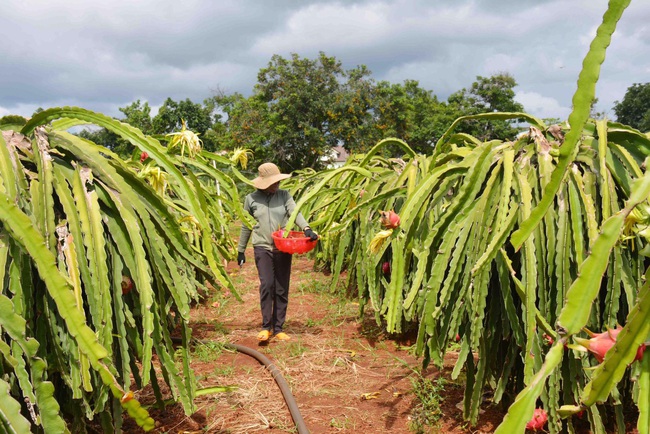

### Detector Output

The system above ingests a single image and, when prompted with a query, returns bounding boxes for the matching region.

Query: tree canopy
[447,73,524,141]
[72,53,531,170]
[250,52,347,171]
[613,82,650,132]
[77,97,222,156]
[210,55,527,170]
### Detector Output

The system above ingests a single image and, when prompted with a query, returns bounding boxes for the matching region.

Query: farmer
[237,162,318,342]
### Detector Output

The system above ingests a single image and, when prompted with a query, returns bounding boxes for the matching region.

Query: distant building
[323,145,349,168]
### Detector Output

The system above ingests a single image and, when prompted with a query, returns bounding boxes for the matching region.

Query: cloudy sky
[2,0,649,122]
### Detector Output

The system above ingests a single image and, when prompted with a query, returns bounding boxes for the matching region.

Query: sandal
[274,332,291,341]
[257,330,271,342]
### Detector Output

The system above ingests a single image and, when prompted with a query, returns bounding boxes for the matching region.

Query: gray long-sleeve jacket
[237,189,309,252]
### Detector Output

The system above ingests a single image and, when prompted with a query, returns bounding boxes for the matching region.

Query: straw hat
[252,163,291,190]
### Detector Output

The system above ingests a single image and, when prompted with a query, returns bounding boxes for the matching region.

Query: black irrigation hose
[225,343,309,434]
[171,337,309,434]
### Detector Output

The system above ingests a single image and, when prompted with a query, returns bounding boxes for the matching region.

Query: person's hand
[237,252,246,266]
[304,227,318,241]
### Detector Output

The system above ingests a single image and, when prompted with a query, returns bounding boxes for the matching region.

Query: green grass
[387,354,449,433]
[212,321,231,335]
[287,340,308,358]
[374,340,388,351]
[358,314,387,343]
[326,330,347,349]
[296,276,330,295]
[229,221,243,239]
[408,375,447,433]
[325,299,356,327]
[330,415,356,431]
[295,281,357,330]
[446,339,462,352]
[212,365,235,377]
[229,269,248,288]
[192,341,227,362]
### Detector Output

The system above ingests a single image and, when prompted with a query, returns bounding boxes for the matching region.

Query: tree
[252,52,347,172]
[590,97,605,120]
[120,99,153,134]
[73,100,154,156]
[213,59,530,166]
[328,65,379,154]
[448,73,525,141]
[74,98,224,157]
[212,53,361,172]
[213,54,476,168]
[370,79,457,155]
[210,92,274,165]
[152,98,213,134]
[77,127,121,152]
[108,100,154,155]
[0,114,27,128]
[153,98,219,150]
[613,82,650,132]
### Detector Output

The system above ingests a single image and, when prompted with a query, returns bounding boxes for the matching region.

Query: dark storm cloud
[2,0,649,121]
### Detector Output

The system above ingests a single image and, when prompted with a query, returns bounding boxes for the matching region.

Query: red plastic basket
[272,230,318,254]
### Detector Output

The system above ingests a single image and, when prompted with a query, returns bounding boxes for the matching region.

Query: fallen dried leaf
[360,391,381,400]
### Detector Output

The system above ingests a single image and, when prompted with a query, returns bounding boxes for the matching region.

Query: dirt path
[136,249,505,433]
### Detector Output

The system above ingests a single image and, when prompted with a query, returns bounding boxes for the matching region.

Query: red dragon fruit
[526,408,547,431]
[121,276,133,295]
[380,210,400,229]
[140,151,149,163]
[574,326,646,363]
[635,343,647,362]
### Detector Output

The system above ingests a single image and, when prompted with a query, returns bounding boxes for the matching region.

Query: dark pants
[254,246,292,333]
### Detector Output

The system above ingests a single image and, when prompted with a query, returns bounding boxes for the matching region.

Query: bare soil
[121,247,511,434]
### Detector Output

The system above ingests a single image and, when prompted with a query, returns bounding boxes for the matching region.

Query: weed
[395,342,416,353]
[446,340,462,352]
[330,415,355,430]
[203,396,221,419]
[296,276,329,295]
[359,319,385,343]
[388,354,447,433]
[406,345,419,358]
[287,340,307,358]
[212,365,235,377]
[374,340,388,351]
[327,331,346,349]
[305,318,316,328]
[272,418,298,433]
[408,375,446,433]
[192,341,226,362]
[353,339,373,353]
[212,321,230,335]
[173,348,184,363]
[325,299,356,326]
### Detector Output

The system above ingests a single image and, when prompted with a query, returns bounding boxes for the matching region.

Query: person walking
[237,163,318,342]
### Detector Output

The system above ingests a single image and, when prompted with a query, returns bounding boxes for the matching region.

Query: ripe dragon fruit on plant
[379,210,400,229]
[525,408,547,431]
[573,326,646,363]
[121,276,133,295]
